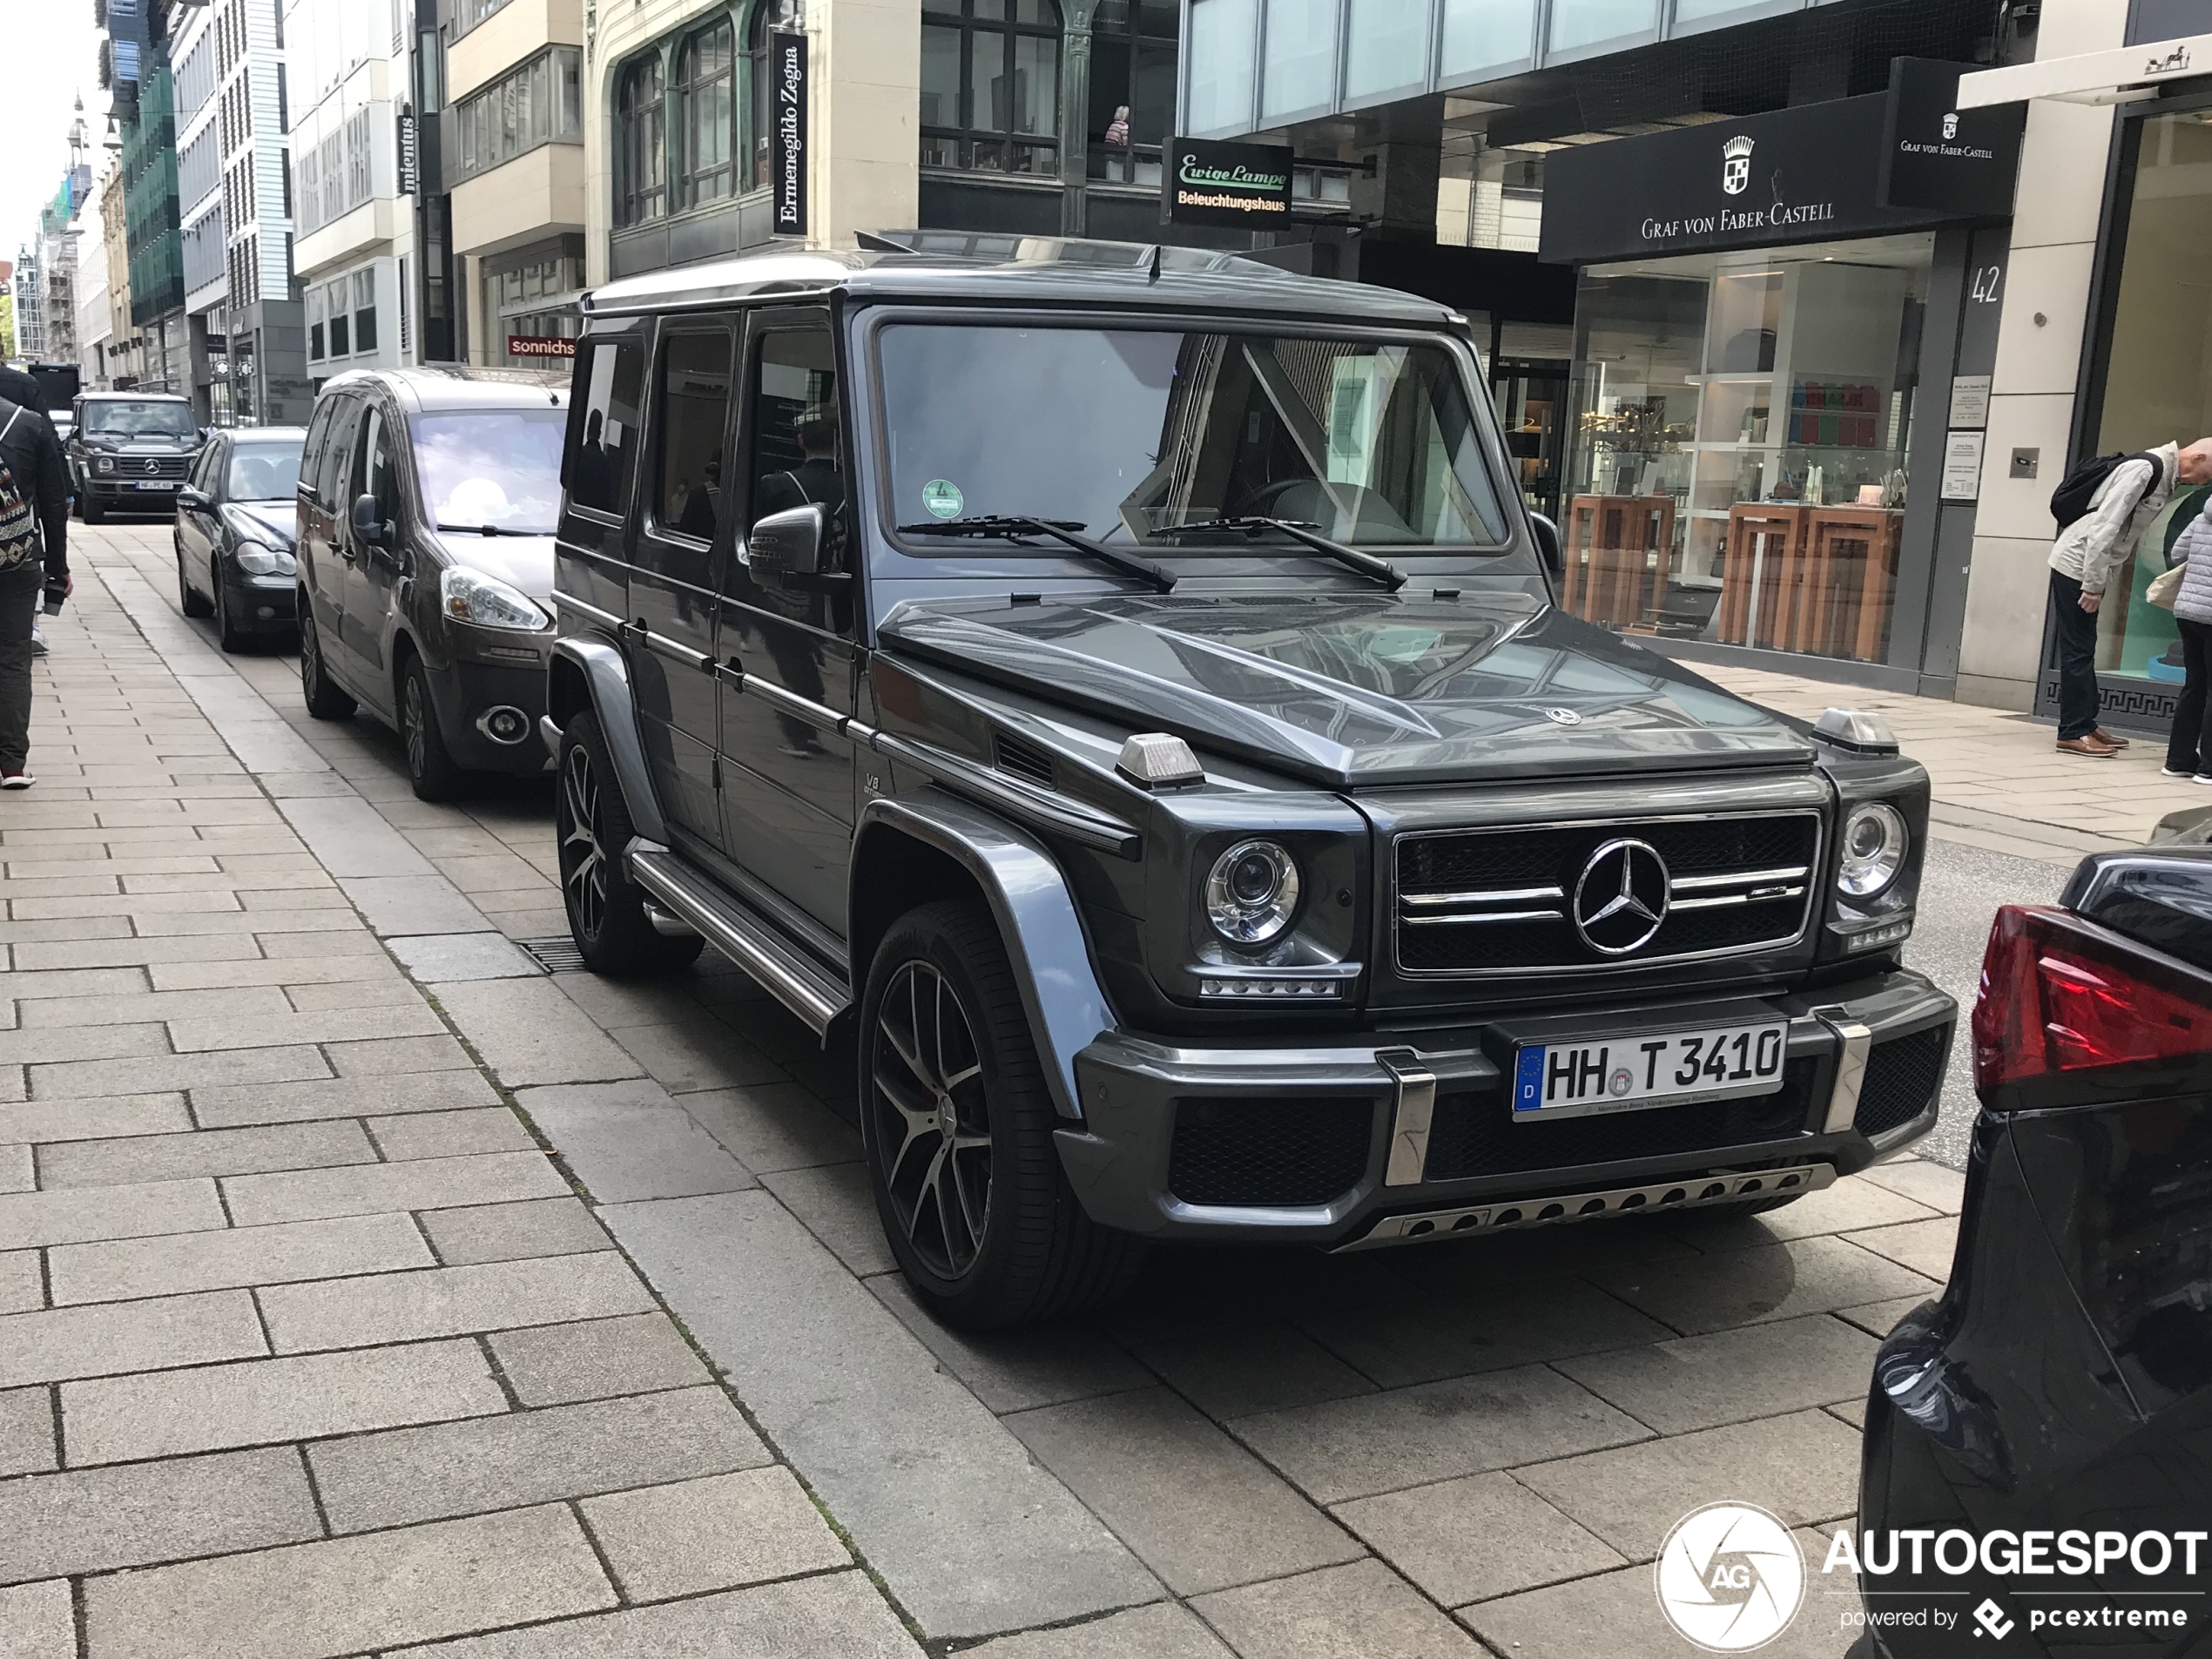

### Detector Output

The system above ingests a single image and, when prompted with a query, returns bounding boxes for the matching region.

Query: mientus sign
[1163,137,1296,229]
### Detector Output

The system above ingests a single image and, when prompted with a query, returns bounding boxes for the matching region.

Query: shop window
[354,268,377,355]
[1184,0,1255,133]
[616,53,668,226]
[1440,0,1535,83]
[918,0,1062,175]
[2080,111,2212,698]
[1562,236,1932,664]
[1089,0,1176,183]
[1548,0,1657,56]
[675,20,737,208]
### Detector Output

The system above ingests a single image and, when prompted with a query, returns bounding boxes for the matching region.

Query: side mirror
[1530,511,1564,579]
[748,503,826,582]
[351,492,388,548]
[177,486,209,509]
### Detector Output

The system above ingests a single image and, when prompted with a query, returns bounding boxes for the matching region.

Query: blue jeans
[2049,570,2101,740]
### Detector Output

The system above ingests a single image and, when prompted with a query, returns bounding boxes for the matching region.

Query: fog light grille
[1168,1097,1374,1207]
[1855,1025,1947,1137]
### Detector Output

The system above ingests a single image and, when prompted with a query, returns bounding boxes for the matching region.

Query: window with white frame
[448,47,582,185]
[354,268,377,354]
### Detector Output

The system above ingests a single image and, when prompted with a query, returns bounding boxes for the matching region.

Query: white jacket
[2049,442,2177,594]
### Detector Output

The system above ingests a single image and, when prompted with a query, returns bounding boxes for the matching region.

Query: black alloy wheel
[860,900,1143,1328]
[555,711,703,975]
[871,957,995,1278]
[400,657,461,802]
[298,599,356,718]
[177,538,212,618]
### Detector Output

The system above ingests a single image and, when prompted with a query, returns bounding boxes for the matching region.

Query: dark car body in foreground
[68,392,204,522]
[176,427,307,650]
[295,367,565,799]
[544,236,1957,1328]
[1858,849,2212,1656]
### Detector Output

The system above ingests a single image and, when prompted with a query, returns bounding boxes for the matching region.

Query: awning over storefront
[1956,34,2212,110]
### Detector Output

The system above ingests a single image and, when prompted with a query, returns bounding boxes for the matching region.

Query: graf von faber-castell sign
[772,32,808,238]
[1163,138,1295,229]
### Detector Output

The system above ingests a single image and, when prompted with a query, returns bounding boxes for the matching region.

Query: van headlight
[441,567,549,631]
[1838,802,1909,898]
[1205,840,1302,945]
[233,542,295,577]
[96,455,115,474]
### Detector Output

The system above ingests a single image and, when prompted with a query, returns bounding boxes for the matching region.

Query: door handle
[716,655,745,685]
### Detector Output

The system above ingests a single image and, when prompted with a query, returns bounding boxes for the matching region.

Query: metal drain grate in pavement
[514,936,588,974]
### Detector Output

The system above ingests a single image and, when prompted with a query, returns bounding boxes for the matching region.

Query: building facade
[77,165,115,390]
[104,0,192,394]
[172,0,312,425]
[287,0,423,385]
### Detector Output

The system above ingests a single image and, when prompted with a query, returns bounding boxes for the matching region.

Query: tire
[860,900,1143,1330]
[556,711,705,975]
[177,541,212,618]
[298,597,356,719]
[400,654,463,802]
[213,561,249,652]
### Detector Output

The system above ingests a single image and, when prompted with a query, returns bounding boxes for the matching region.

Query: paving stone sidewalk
[1,527,1985,1659]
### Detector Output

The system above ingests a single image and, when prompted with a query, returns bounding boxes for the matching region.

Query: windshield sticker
[921,479,964,519]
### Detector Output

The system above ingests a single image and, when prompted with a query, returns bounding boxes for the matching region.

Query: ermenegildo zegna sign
[1163,138,1296,229]
[1539,64,2020,266]
[772,32,807,238]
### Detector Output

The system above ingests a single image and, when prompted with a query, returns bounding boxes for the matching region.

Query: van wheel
[860,900,1143,1330]
[177,542,212,618]
[556,711,704,975]
[299,601,356,719]
[401,656,462,802]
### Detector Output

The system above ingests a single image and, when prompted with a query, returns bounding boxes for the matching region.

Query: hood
[432,532,556,601]
[226,502,297,549]
[81,430,198,451]
[878,590,1815,788]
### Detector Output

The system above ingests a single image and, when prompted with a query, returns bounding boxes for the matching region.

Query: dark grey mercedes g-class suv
[545,234,1955,1329]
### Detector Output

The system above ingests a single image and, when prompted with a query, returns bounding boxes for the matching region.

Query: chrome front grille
[1394,811,1822,976]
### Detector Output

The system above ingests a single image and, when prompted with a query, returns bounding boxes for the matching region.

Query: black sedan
[176,428,307,651]
[1856,847,2212,1656]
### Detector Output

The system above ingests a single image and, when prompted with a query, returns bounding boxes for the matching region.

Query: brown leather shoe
[2094,728,2131,747]
[2057,735,2120,758]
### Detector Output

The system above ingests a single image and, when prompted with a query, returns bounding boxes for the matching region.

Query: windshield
[877,324,1511,552]
[82,400,197,439]
[409,409,566,534]
[226,442,302,501]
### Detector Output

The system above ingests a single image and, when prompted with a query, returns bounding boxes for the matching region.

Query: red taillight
[1973,904,2212,1089]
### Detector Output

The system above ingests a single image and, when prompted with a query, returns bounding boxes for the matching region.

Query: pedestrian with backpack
[0,395,72,789]
[2047,437,2212,756]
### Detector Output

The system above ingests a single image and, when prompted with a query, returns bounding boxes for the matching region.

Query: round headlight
[96,456,115,474]
[1205,840,1301,946]
[1838,802,1909,898]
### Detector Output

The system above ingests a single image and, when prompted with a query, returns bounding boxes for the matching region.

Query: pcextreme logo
[1656,1502,1805,1651]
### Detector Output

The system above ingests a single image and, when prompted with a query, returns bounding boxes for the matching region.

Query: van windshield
[876,323,1514,555]
[82,401,197,439]
[410,408,566,535]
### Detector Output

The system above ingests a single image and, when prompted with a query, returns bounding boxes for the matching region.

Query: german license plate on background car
[133,481,173,490]
[1512,1022,1787,1121]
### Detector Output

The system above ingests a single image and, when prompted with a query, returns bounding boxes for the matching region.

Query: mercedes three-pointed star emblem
[1571,838,1670,955]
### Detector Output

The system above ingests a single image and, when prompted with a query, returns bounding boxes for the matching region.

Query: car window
[747,327,841,536]
[645,324,736,587]
[410,408,566,536]
[316,399,361,511]
[228,442,303,502]
[81,400,198,439]
[566,337,644,520]
[354,409,396,520]
[190,442,223,493]
[300,402,334,502]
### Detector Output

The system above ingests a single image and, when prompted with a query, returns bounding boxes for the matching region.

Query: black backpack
[2051,449,2160,531]
[0,406,37,570]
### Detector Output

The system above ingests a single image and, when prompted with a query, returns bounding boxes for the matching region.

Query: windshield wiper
[1159,516,1406,590]
[896,515,1176,593]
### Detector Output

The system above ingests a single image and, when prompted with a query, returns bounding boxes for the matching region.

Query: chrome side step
[1335,1162,1837,1251]
[627,845,851,1034]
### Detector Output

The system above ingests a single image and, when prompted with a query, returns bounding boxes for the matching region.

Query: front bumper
[87,477,182,506]
[220,569,300,632]
[1052,967,1954,1244]
[425,654,552,774]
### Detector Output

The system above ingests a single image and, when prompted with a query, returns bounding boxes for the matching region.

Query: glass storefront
[1561,232,1932,664]
[2076,110,2212,706]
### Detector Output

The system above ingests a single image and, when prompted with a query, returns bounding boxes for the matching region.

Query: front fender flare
[550,634,668,846]
[854,792,1113,1120]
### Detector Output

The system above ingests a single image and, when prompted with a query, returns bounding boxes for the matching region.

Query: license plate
[1513,1022,1787,1121]
[134,481,176,490]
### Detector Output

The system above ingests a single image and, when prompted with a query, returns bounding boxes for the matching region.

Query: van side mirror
[1529,511,1563,579]
[748,503,826,582]
[351,492,388,548]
